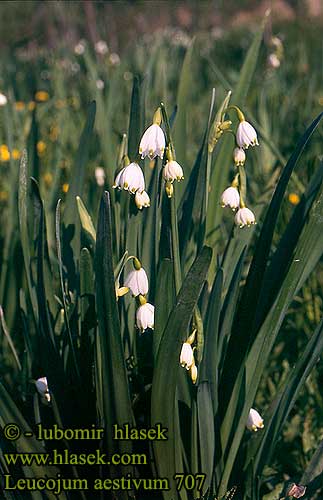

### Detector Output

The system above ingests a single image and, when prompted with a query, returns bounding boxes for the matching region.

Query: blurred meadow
[1,1,323,499]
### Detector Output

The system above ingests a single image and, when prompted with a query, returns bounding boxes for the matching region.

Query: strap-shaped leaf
[218,155,323,496]
[247,317,323,477]
[221,112,323,413]
[151,246,212,500]
[95,191,134,455]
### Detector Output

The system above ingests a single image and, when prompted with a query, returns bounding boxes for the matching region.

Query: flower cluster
[267,36,284,69]
[220,107,258,228]
[179,330,197,384]
[119,257,154,333]
[113,105,185,205]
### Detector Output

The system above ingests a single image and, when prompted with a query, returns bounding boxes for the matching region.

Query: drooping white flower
[109,53,120,66]
[95,167,105,186]
[135,190,150,210]
[236,120,259,149]
[163,160,184,183]
[96,79,105,90]
[35,377,51,403]
[233,147,246,166]
[124,268,149,297]
[136,303,154,332]
[268,53,280,68]
[221,187,240,211]
[286,484,306,498]
[0,93,8,106]
[74,40,86,55]
[180,343,194,370]
[246,408,264,432]
[139,123,165,160]
[113,162,145,194]
[95,40,108,55]
[235,207,256,228]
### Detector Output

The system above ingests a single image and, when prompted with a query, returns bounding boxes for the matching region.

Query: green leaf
[0,383,65,500]
[0,305,21,371]
[199,268,223,411]
[64,101,96,228]
[151,246,212,500]
[197,382,215,495]
[173,39,195,174]
[254,159,323,329]
[76,195,96,243]
[55,199,80,380]
[301,439,323,493]
[178,89,216,260]
[153,258,176,362]
[221,112,323,413]
[18,150,38,324]
[218,113,323,496]
[95,191,135,456]
[62,101,96,291]
[248,317,323,477]
[128,75,144,160]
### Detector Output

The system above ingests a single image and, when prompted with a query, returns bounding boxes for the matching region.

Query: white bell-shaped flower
[124,268,149,297]
[113,162,145,194]
[95,40,108,55]
[235,207,256,228]
[135,190,150,209]
[236,120,259,149]
[233,147,246,166]
[95,167,105,186]
[180,342,194,370]
[0,93,8,106]
[136,303,155,332]
[268,53,280,68]
[139,123,165,160]
[35,377,51,403]
[286,484,306,498]
[246,408,264,432]
[163,160,184,183]
[221,187,240,211]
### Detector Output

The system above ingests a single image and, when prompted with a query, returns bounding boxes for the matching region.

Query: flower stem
[160,102,182,293]
[170,187,182,294]
[226,105,245,122]
[238,165,247,208]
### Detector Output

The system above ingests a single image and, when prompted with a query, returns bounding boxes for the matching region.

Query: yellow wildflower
[12,149,21,160]
[49,125,59,141]
[43,172,53,187]
[15,101,25,111]
[62,183,69,193]
[0,145,10,162]
[35,91,49,102]
[0,191,9,202]
[289,193,300,205]
[37,141,46,156]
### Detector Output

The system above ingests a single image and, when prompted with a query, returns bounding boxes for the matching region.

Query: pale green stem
[170,190,182,294]
[160,102,182,294]
[226,105,245,122]
[238,165,247,208]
